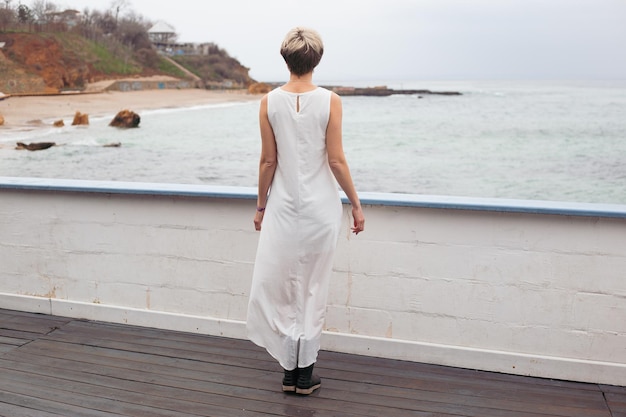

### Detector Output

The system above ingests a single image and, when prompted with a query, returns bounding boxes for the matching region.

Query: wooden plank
[2,339,605,417]
[0,327,42,341]
[0,350,442,417]
[0,398,67,417]
[606,392,626,415]
[42,330,274,372]
[0,390,115,417]
[64,317,606,406]
[315,359,608,411]
[0,309,69,359]
[1,337,468,417]
[321,348,603,392]
[28,322,613,417]
[0,313,69,335]
[0,345,15,354]
[12,338,275,379]
[0,357,292,415]
[319,349,605,397]
[601,384,626,394]
[39,328,609,415]
[0,367,272,417]
[48,321,607,408]
[0,310,617,417]
[321,375,608,417]
[0,335,24,346]
[49,320,270,360]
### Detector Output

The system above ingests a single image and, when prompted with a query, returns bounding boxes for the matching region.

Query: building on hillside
[148,21,177,51]
[148,22,221,57]
[45,9,81,28]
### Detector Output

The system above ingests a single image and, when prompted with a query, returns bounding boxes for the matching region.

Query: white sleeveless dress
[247,87,343,370]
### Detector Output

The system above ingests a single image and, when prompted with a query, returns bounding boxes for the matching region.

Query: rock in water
[16,142,56,151]
[0,114,4,126]
[53,119,64,127]
[72,111,89,125]
[109,110,140,128]
[248,82,272,94]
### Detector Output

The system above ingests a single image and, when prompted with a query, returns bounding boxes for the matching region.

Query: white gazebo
[148,21,177,46]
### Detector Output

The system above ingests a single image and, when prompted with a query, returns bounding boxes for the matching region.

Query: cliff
[0,33,95,94]
[0,32,255,95]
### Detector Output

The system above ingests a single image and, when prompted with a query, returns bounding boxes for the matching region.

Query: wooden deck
[0,308,623,417]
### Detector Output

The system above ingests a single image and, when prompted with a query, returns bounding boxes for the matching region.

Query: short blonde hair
[280,27,324,76]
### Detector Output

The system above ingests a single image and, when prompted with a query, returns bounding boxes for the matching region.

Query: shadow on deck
[0,308,623,417]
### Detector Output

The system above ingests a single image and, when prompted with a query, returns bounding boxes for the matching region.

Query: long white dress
[247,87,343,370]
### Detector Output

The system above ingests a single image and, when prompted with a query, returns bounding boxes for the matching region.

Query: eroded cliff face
[0,33,92,93]
[0,39,46,94]
[0,32,255,95]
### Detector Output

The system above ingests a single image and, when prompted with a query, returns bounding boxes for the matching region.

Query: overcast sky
[61,0,626,82]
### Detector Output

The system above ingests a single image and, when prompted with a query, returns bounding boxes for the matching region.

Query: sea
[1,79,625,205]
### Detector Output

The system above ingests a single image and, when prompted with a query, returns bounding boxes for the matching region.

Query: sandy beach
[0,88,260,128]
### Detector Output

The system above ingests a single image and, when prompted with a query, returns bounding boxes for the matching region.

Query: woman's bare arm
[254,95,277,231]
[326,92,365,234]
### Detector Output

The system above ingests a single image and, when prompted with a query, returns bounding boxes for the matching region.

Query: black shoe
[282,368,297,392]
[296,363,321,395]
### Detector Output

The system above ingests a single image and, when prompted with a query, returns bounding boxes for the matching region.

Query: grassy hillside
[0,32,253,94]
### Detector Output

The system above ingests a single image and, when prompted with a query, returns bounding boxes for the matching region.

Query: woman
[246,27,365,395]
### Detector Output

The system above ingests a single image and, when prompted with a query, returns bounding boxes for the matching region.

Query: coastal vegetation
[0,0,255,94]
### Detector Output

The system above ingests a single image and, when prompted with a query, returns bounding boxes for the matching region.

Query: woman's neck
[283,72,316,93]
[289,73,313,84]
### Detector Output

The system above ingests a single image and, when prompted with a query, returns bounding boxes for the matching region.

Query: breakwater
[263,83,461,96]
[324,85,462,96]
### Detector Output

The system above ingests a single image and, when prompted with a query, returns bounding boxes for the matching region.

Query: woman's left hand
[254,210,265,231]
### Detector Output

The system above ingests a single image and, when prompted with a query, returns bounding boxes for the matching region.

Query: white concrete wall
[1,178,625,386]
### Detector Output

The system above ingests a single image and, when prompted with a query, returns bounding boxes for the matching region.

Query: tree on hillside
[30,0,57,23]
[17,4,34,24]
[77,8,97,40]
[116,13,151,48]
[116,16,159,68]
[109,0,130,24]
[95,10,117,35]
[0,5,14,31]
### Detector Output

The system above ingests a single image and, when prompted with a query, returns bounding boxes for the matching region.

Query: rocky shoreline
[260,83,461,97]
[0,88,257,129]
[324,85,461,97]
